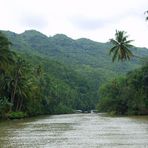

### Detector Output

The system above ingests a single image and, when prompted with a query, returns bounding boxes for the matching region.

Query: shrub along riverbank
[97,63,148,115]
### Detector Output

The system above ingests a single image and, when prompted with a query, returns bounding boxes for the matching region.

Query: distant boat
[74,110,82,113]
[92,110,98,113]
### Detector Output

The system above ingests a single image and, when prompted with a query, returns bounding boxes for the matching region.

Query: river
[0,113,148,148]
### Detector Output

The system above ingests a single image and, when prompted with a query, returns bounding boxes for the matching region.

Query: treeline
[4,30,147,105]
[97,62,148,115]
[0,32,94,119]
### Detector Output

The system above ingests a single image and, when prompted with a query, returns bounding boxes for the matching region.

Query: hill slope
[2,30,148,103]
[3,30,148,75]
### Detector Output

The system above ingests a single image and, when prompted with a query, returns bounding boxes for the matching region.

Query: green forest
[97,64,148,115]
[0,29,148,119]
[97,30,148,115]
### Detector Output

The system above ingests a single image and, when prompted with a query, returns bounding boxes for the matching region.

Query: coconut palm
[10,57,27,111]
[109,30,134,62]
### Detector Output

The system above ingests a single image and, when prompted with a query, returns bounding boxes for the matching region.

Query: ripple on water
[0,114,148,148]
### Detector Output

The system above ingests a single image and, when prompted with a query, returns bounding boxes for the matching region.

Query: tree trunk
[16,97,20,111]
[18,98,23,111]
[10,77,18,112]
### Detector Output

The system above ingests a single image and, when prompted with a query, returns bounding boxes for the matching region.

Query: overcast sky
[0,0,148,47]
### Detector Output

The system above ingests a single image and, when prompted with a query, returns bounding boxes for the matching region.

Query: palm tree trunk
[18,98,23,111]
[10,77,18,112]
[16,97,20,111]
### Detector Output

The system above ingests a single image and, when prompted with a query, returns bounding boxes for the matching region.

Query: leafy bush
[97,64,148,115]
[54,103,74,114]
[0,97,12,118]
[7,112,27,119]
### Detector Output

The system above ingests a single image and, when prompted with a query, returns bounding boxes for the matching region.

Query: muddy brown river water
[0,113,148,148]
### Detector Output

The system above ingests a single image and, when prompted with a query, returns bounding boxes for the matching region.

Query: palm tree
[10,57,28,111]
[109,30,134,62]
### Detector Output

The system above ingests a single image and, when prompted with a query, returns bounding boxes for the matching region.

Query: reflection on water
[0,114,148,148]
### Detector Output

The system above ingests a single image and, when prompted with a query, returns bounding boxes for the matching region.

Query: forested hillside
[2,30,148,105]
[0,31,94,119]
[0,30,148,118]
[3,30,148,74]
[97,63,148,115]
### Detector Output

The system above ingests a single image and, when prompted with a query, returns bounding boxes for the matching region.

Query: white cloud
[0,0,148,47]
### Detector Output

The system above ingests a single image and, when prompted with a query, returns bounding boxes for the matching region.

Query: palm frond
[125,40,134,44]
[110,39,119,45]
[112,48,119,62]
[109,46,118,55]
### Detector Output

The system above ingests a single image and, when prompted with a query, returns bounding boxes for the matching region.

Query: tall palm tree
[10,57,28,111]
[109,30,134,62]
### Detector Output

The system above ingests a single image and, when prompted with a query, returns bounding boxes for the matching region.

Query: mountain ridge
[2,29,148,78]
[1,29,148,106]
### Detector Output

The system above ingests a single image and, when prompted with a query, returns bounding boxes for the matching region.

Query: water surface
[0,113,148,148]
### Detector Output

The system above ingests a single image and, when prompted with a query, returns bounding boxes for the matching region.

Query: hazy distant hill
[1,29,148,106]
[2,30,148,85]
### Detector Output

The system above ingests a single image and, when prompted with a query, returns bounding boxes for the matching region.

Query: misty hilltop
[2,30,148,82]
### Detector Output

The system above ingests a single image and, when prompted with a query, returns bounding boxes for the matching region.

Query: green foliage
[7,111,27,119]
[54,103,74,114]
[109,30,134,62]
[0,30,148,119]
[2,30,148,112]
[0,32,94,118]
[0,31,14,75]
[97,64,148,115]
[0,33,77,118]
[0,97,11,118]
